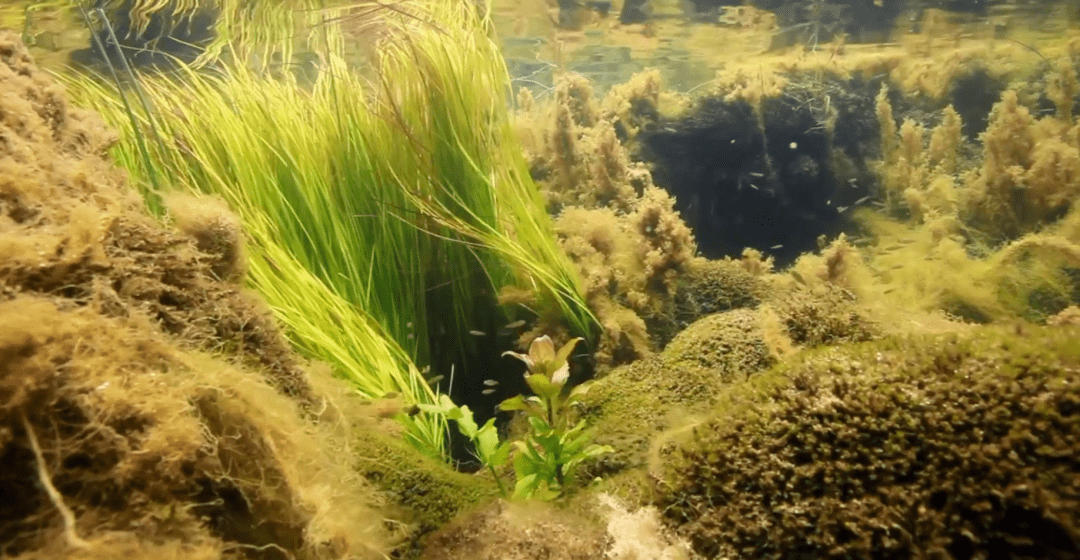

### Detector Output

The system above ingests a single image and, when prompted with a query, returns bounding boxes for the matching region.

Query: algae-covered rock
[648,257,765,348]
[662,309,774,382]
[657,324,1080,560]
[418,500,609,560]
[353,428,499,559]
[672,258,763,327]
[0,31,389,560]
[768,282,879,347]
[579,308,777,491]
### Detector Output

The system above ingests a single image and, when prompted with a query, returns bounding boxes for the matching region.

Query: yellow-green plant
[418,394,513,497]
[500,335,611,499]
[421,335,611,500]
[5,0,355,70]
[60,0,597,460]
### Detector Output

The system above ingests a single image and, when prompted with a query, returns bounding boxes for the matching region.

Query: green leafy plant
[61,0,598,460]
[420,335,611,500]
[418,394,513,498]
[499,336,612,500]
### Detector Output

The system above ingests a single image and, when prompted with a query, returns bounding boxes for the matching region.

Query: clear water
[493,0,755,95]
[490,0,1076,95]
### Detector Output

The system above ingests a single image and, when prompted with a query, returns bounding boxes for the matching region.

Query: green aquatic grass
[5,0,355,70]
[65,64,449,457]
[62,0,596,459]
[375,4,598,339]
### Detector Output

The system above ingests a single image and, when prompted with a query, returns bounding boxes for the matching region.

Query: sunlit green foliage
[422,335,611,500]
[419,394,513,497]
[500,336,612,499]
[60,0,596,459]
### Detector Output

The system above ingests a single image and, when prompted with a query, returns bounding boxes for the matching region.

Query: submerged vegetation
[658,324,1080,560]
[4,0,1080,558]
[0,32,395,558]
[56,0,596,459]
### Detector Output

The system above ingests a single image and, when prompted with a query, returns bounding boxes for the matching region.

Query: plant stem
[488,464,509,498]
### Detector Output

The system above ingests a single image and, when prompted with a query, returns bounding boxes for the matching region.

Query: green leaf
[501,350,534,373]
[513,473,539,499]
[514,440,543,465]
[532,430,561,454]
[454,405,479,438]
[563,382,592,407]
[563,420,587,436]
[416,403,451,415]
[524,373,557,400]
[489,441,511,467]
[526,415,552,434]
[528,336,557,367]
[497,394,529,412]
[416,394,458,416]
[475,418,501,460]
[554,337,583,371]
[586,444,614,457]
[562,430,593,455]
[532,482,561,501]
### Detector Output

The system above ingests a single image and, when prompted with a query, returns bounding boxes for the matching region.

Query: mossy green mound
[658,325,1080,560]
[353,429,499,559]
[579,308,776,494]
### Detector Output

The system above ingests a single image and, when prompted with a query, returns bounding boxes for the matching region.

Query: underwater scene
[1,0,1080,558]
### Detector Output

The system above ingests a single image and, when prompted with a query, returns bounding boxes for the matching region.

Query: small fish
[790,270,807,285]
[382,392,399,399]
[503,320,526,329]
[836,206,849,213]
[749,172,764,178]
[469,330,486,336]
[483,379,499,386]
[405,404,421,416]
[749,183,759,190]
[881,244,903,251]
[770,244,784,250]
[426,374,445,385]
[482,389,496,395]
[854,195,873,206]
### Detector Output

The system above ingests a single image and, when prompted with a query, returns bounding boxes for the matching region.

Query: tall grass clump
[62,0,596,458]
[378,5,598,340]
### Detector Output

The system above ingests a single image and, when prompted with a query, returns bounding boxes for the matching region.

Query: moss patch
[0,31,389,559]
[657,324,1080,560]
[578,307,778,489]
[353,429,499,559]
